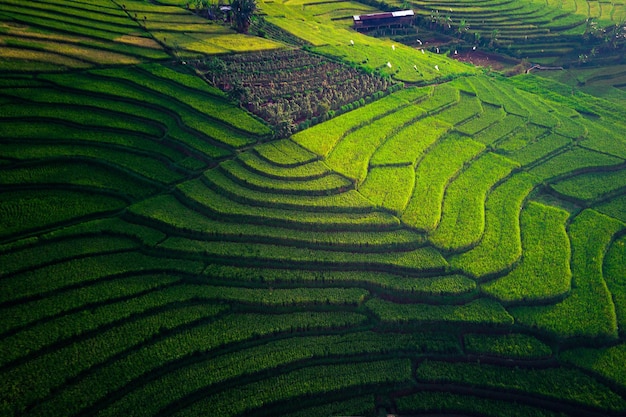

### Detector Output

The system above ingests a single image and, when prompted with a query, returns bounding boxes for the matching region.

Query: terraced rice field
[380,0,626,63]
[1,0,626,416]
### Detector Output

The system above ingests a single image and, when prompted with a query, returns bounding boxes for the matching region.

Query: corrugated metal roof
[353,10,413,21]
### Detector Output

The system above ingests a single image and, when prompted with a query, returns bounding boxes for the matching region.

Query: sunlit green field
[1,0,626,416]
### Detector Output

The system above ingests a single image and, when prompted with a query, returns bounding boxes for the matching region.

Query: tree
[231,0,256,33]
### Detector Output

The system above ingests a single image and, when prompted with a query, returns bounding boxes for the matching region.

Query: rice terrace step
[1,0,626,416]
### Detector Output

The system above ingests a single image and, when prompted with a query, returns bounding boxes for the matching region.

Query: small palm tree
[231,0,256,33]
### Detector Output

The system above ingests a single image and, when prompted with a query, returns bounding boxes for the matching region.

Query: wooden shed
[353,10,414,32]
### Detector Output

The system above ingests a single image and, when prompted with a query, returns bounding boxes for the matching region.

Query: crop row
[39,217,167,248]
[482,201,572,304]
[604,234,626,333]
[199,168,376,213]
[551,168,626,203]
[402,135,485,231]
[1,283,368,370]
[0,251,204,305]
[366,297,514,327]
[0,189,127,240]
[96,331,456,417]
[0,160,161,200]
[429,152,519,251]
[416,360,626,411]
[253,139,319,167]
[369,116,451,166]
[177,178,398,231]
[581,122,626,160]
[8,309,365,417]
[502,132,573,167]
[325,104,426,183]
[596,194,626,223]
[203,264,477,298]
[40,70,234,159]
[91,65,270,139]
[359,165,415,215]
[0,0,168,63]
[2,280,210,367]
[529,146,624,181]
[511,209,622,340]
[396,390,568,417]
[473,114,527,145]
[463,333,553,359]
[172,359,411,417]
[455,102,507,136]
[2,302,227,416]
[0,233,139,279]
[1,134,186,185]
[0,273,178,337]
[561,343,626,391]
[127,194,424,252]
[450,172,537,278]
[158,236,448,274]
[217,159,352,195]
[236,151,326,180]
[496,124,550,155]
[292,88,430,156]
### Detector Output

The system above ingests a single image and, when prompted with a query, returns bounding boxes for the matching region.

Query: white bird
[421,49,425,54]
[392,44,395,50]
[434,65,439,71]
[417,39,422,45]
[473,46,476,50]
[454,50,458,55]
[436,47,440,53]
[387,62,392,68]
[350,39,354,45]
